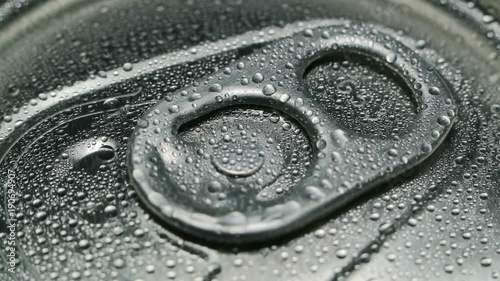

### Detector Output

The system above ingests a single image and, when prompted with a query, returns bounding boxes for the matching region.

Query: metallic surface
[129,23,456,244]
[0,0,499,281]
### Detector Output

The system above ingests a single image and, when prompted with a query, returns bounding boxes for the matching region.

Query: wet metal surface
[0,0,499,280]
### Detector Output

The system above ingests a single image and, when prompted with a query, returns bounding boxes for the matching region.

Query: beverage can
[0,1,499,280]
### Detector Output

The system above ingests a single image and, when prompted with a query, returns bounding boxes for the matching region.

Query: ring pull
[128,23,456,244]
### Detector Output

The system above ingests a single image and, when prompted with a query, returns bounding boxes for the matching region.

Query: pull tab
[128,23,456,244]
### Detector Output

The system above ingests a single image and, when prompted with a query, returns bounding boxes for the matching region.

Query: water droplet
[122,62,133,71]
[168,105,180,113]
[386,53,397,63]
[480,257,492,267]
[438,115,451,126]
[252,73,264,83]
[262,84,276,96]
[336,249,347,259]
[209,84,223,93]
[429,87,441,95]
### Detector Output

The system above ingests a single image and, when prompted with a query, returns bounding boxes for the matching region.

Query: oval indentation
[96,145,116,161]
[61,138,119,174]
[304,53,418,137]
